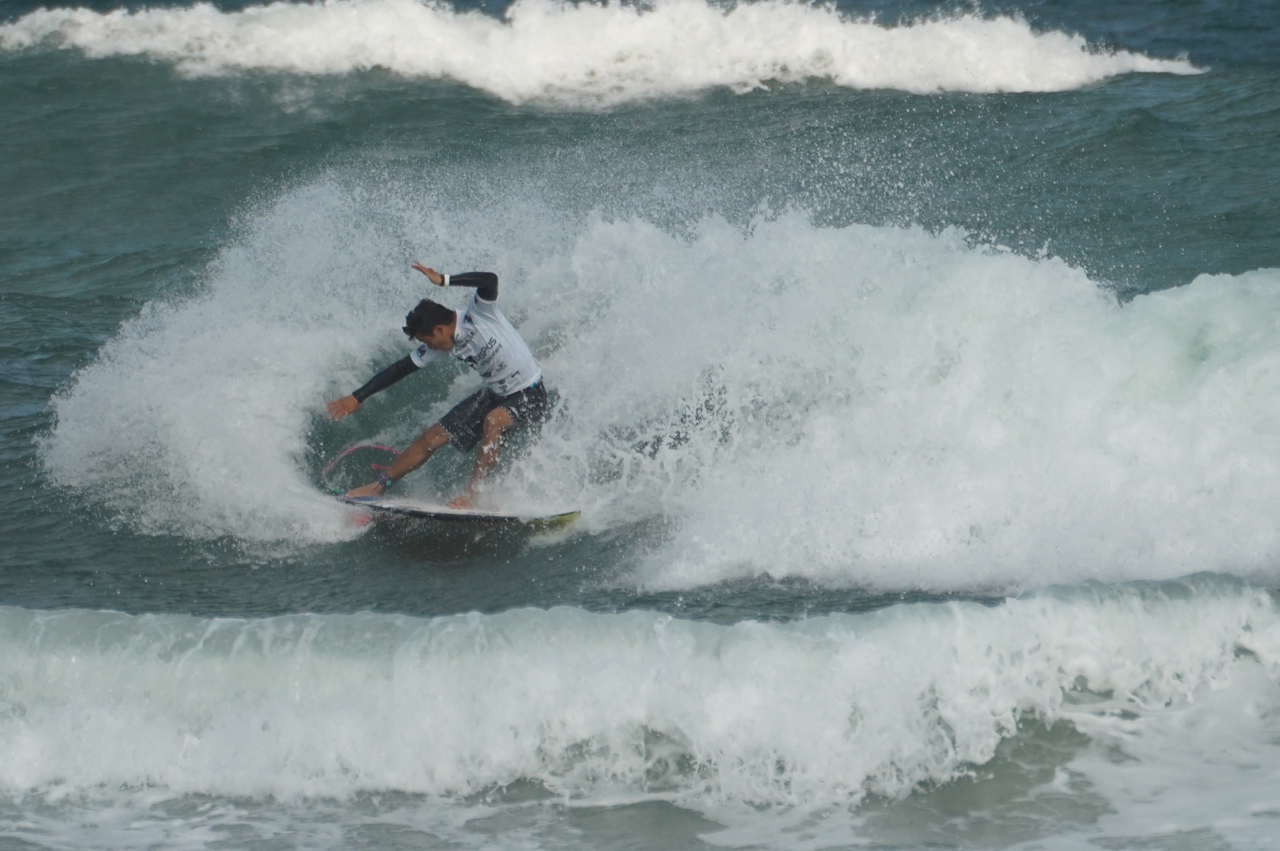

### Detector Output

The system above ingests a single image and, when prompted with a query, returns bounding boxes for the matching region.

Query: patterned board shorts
[438,381,548,452]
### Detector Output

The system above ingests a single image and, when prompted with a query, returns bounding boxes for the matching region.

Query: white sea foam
[40,178,1280,590]
[0,581,1278,847]
[526,214,1280,592]
[0,0,1199,106]
[39,181,417,544]
[585,224,1280,592]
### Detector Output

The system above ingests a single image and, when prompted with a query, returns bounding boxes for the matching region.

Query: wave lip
[0,0,1202,105]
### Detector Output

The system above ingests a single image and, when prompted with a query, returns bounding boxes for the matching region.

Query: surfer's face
[415,321,455,351]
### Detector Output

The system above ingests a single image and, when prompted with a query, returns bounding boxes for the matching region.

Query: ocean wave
[0,0,1200,106]
[39,176,1280,590]
[1,580,1276,808]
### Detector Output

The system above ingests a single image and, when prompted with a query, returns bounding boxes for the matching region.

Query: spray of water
[40,173,1280,591]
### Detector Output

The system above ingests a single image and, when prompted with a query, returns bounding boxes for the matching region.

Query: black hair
[403,299,455,337]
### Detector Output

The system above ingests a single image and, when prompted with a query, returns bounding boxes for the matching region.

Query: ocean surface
[2,0,1280,847]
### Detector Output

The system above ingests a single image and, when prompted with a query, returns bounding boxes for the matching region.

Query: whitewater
[40,180,1280,593]
[4,578,1280,848]
[0,0,1199,105]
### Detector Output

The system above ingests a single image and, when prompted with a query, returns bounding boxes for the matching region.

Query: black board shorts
[438,381,548,452]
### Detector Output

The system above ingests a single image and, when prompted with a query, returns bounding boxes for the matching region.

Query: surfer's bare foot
[345,482,386,499]
[449,494,474,510]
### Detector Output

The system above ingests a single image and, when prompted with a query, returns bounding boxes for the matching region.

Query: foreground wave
[0,0,1199,105]
[2,578,1279,838]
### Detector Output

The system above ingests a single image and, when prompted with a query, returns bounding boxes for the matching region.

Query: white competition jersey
[409,291,541,397]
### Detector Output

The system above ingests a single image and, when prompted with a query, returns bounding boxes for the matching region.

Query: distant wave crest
[0,0,1200,105]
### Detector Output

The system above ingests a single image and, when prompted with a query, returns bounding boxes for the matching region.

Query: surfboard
[342,496,580,530]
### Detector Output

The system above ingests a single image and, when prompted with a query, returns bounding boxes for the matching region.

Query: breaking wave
[0,0,1201,106]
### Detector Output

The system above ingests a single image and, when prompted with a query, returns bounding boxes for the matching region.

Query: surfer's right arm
[326,355,421,420]
[412,261,498,301]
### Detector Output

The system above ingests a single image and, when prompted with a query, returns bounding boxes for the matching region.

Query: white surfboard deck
[342,496,580,528]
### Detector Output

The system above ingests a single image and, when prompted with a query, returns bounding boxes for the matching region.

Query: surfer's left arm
[412,262,498,301]
[326,355,422,420]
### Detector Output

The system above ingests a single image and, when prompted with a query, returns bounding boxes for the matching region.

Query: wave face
[1,581,1277,809]
[40,178,1280,592]
[0,0,1199,106]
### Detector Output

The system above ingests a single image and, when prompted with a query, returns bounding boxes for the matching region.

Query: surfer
[327,262,546,509]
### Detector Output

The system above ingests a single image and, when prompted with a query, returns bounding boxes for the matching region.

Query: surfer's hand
[327,395,360,421]
[449,494,474,510]
[411,261,444,286]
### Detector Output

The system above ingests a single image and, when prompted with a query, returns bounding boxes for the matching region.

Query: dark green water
[3,0,1280,848]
